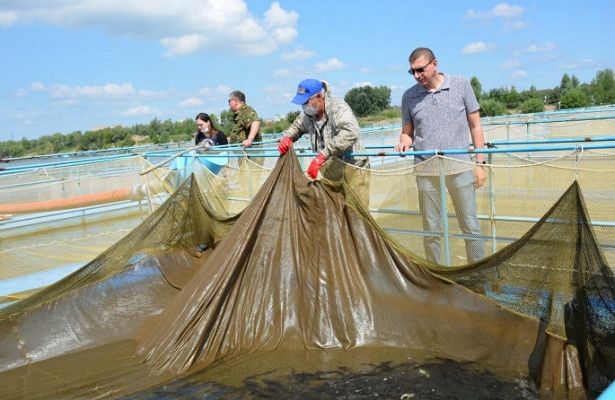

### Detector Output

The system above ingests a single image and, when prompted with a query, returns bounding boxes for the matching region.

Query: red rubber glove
[278,136,293,155]
[307,152,327,179]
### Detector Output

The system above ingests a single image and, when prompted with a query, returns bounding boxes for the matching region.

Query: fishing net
[0,149,612,399]
[0,156,174,303]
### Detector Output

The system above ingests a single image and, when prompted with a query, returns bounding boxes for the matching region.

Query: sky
[1,0,614,141]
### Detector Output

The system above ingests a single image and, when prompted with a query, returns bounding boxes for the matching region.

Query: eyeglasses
[227,99,233,104]
[408,59,434,75]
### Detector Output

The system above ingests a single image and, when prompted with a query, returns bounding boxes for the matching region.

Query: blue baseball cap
[291,79,323,105]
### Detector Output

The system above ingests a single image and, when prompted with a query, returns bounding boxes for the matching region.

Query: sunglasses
[408,59,434,75]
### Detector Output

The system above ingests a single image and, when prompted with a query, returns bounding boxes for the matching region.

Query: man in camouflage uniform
[227,90,261,147]
[278,79,370,206]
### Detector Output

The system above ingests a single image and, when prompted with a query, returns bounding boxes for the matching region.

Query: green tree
[560,73,572,91]
[470,76,482,101]
[286,110,300,123]
[591,68,615,105]
[344,85,391,117]
[480,99,507,116]
[560,87,591,109]
[218,110,236,136]
[520,98,545,114]
[521,85,539,102]
[503,86,521,109]
[487,87,507,104]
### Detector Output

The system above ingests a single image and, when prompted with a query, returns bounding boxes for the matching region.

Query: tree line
[1,69,614,158]
[472,68,615,116]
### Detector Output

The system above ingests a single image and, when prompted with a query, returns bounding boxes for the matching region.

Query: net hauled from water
[0,149,612,399]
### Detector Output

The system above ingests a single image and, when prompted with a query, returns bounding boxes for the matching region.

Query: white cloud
[178,96,203,108]
[0,11,18,27]
[197,84,233,97]
[511,70,527,78]
[270,26,297,44]
[122,105,156,116]
[24,81,172,112]
[281,46,316,61]
[461,42,496,54]
[29,82,137,99]
[161,34,207,57]
[465,3,526,32]
[264,1,298,45]
[53,98,80,107]
[526,42,556,53]
[359,67,371,73]
[492,3,524,17]
[274,68,293,78]
[389,85,406,92]
[265,2,298,27]
[56,83,135,98]
[1,1,299,57]
[262,85,294,106]
[559,59,597,69]
[504,20,527,32]
[501,59,521,69]
[315,58,345,72]
[353,82,373,88]
[30,82,46,92]
[465,3,524,19]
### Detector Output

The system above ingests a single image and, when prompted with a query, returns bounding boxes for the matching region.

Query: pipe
[0,184,152,214]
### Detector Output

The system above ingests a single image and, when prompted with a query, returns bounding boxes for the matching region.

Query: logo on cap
[297,86,307,94]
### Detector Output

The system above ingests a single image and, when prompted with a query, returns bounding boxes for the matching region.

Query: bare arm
[395,122,414,152]
[467,111,485,162]
[242,120,261,147]
[467,111,487,188]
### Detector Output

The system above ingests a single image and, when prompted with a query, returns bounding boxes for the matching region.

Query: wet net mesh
[0,156,174,296]
[0,149,612,399]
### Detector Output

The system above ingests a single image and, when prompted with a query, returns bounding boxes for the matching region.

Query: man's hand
[395,134,412,152]
[474,164,487,188]
[242,138,253,148]
[278,136,293,155]
[307,152,327,179]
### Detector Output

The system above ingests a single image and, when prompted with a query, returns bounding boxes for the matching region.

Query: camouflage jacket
[284,93,367,167]
[228,104,261,144]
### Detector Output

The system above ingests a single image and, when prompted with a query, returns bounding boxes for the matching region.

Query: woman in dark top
[195,112,228,147]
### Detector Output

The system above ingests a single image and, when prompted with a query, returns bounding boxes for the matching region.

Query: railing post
[438,157,451,266]
[488,153,497,255]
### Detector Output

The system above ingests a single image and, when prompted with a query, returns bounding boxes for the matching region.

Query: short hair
[229,90,246,103]
[409,47,435,63]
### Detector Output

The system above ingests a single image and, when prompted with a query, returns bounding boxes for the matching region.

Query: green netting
[0,156,174,287]
[0,149,612,399]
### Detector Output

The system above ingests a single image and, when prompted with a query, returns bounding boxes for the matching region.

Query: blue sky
[1,0,614,141]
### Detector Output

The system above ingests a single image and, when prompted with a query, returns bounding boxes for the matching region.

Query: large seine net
[0,148,612,399]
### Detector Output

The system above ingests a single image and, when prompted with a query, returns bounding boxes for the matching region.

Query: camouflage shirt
[228,104,261,144]
[284,93,367,167]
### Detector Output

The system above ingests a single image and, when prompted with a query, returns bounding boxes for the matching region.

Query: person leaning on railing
[395,47,486,265]
[227,90,261,148]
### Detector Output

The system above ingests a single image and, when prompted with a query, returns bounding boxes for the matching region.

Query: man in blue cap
[278,79,369,202]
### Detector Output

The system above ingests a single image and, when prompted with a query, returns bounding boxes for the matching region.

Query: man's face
[228,97,239,112]
[409,55,436,87]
